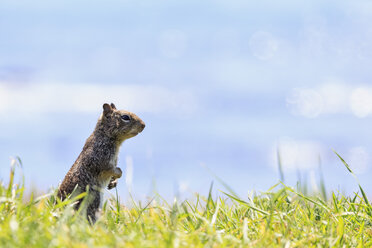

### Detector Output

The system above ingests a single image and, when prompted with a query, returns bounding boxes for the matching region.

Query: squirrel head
[98,103,145,143]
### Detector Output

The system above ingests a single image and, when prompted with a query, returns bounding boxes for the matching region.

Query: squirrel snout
[139,121,146,132]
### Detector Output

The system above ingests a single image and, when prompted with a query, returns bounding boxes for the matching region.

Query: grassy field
[0,154,371,247]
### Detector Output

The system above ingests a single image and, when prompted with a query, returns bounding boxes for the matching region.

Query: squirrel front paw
[107,167,122,190]
[107,178,118,190]
[113,167,122,179]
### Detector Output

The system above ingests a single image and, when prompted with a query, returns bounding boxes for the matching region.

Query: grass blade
[221,191,269,215]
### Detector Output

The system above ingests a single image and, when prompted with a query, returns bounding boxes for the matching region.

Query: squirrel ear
[110,103,117,110]
[103,103,113,116]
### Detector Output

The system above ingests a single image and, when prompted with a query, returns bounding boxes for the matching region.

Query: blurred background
[1,0,372,200]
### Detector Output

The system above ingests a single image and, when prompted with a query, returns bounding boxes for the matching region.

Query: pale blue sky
[1,0,372,200]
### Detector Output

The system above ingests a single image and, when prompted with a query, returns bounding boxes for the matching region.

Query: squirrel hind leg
[86,190,100,224]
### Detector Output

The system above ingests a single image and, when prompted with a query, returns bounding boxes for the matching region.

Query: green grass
[0,154,371,247]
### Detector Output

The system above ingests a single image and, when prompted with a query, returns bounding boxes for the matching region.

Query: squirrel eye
[121,115,130,122]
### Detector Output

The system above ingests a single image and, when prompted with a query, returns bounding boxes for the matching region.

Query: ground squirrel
[57,103,145,223]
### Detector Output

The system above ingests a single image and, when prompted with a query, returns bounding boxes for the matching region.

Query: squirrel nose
[140,121,145,131]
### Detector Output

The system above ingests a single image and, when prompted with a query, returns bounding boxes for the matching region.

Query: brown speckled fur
[57,103,145,223]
